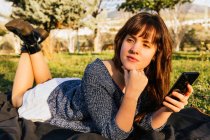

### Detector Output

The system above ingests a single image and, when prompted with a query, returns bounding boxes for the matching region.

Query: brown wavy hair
[112,12,173,122]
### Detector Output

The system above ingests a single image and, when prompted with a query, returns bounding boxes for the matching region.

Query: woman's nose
[129,44,140,55]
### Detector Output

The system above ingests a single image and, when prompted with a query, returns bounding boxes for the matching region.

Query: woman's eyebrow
[127,34,136,39]
[142,40,150,43]
[142,39,153,45]
[128,34,153,44]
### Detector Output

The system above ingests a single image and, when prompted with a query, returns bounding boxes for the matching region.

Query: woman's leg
[7,19,52,107]
[12,51,52,108]
[12,53,34,107]
[30,51,52,84]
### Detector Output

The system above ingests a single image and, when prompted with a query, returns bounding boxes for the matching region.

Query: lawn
[0,51,209,114]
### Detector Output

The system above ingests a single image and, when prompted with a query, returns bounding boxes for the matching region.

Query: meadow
[0,51,209,114]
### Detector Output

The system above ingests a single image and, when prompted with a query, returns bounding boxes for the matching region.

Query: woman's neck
[102,60,125,92]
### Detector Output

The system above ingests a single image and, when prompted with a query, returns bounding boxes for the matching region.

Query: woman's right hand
[122,67,148,100]
[115,67,148,132]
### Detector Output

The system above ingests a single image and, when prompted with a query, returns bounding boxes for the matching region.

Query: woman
[6,12,193,140]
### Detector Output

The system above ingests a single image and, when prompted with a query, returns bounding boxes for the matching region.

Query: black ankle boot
[33,27,49,44]
[22,30,41,54]
[5,19,49,54]
[20,43,41,54]
[25,42,41,54]
[20,45,28,54]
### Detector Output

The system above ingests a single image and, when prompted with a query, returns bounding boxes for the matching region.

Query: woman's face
[120,29,157,71]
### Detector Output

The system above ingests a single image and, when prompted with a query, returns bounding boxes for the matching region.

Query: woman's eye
[127,38,134,43]
[143,43,150,48]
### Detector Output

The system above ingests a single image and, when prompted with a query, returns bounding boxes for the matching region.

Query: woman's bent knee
[12,95,23,108]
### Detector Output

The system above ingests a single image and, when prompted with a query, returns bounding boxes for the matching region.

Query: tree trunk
[93,28,102,53]
[68,34,75,53]
[175,39,181,52]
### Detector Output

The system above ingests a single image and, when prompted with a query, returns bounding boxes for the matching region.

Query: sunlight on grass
[0,51,209,114]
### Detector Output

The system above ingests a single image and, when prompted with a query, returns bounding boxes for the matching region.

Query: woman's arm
[82,62,132,140]
[82,61,148,139]
[151,84,193,129]
[115,68,148,132]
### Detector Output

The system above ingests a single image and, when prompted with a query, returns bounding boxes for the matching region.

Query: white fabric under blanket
[18,77,79,122]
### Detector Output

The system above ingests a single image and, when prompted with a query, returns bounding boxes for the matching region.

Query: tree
[7,0,107,53]
[6,0,89,56]
[6,0,87,31]
[118,0,193,51]
[83,0,104,53]
[164,2,194,51]
[78,0,104,53]
[180,28,198,51]
[118,0,192,14]
[91,0,103,53]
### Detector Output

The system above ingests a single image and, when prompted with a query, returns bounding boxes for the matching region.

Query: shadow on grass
[0,74,13,94]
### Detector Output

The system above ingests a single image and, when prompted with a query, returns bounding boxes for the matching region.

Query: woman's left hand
[163,84,193,112]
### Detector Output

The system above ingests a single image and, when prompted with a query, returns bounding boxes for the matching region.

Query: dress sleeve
[137,92,166,131]
[139,113,166,131]
[81,63,131,140]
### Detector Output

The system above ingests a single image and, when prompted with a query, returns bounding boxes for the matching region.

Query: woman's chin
[123,65,137,71]
[122,64,145,71]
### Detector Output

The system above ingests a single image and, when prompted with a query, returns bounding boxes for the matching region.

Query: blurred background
[0,0,209,114]
[0,0,210,54]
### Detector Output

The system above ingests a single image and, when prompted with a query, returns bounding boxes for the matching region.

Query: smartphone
[167,72,199,99]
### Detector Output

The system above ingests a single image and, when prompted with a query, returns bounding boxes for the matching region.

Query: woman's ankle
[20,43,41,54]
[20,45,28,54]
[26,43,41,54]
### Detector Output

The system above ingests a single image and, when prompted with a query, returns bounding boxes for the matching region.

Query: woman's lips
[127,56,139,62]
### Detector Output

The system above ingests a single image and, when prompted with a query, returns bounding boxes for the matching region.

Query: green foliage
[180,28,199,50]
[59,0,103,31]
[118,0,192,13]
[7,0,87,30]
[0,52,209,114]
[180,26,210,51]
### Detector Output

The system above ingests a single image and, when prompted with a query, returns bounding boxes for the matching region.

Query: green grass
[171,52,210,114]
[0,51,209,114]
